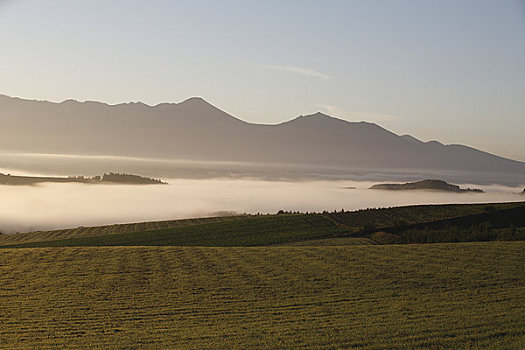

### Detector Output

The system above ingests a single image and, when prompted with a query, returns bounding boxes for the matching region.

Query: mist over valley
[1,175,522,234]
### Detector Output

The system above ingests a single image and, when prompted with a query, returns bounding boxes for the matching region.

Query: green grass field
[0,216,240,245]
[1,202,524,348]
[1,201,524,248]
[1,214,342,248]
[0,243,523,349]
[326,201,525,230]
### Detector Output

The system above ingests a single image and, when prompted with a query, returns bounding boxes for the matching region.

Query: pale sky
[1,0,524,161]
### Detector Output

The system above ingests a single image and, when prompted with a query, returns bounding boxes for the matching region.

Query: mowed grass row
[282,237,375,246]
[1,215,344,248]
[0,242,523,349]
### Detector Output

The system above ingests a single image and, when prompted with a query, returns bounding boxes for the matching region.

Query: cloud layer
[256,64,332,80]
[0,179,521,234]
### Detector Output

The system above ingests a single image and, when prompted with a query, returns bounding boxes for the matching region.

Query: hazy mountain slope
[1,94,524,179]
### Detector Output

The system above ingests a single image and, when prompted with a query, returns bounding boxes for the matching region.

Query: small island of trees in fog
[0,172,167,186]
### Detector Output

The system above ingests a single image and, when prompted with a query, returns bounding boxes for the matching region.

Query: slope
[1,201,524,248]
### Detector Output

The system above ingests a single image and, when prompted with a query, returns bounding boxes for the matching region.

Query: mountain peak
[293,112,342,122]
[153,97,211,109]
[181,96,209,105]
[426,140,444,146]
[283,112,387,130]
[61,99,78,104]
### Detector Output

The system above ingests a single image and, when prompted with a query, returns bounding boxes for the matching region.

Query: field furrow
[0,242,523,348]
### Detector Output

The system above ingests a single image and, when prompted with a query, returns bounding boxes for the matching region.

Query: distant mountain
[370,179,483,193]
[1,94,524,184]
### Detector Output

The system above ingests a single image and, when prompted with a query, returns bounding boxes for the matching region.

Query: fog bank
[0,179,522,234]
[1,152,523,186]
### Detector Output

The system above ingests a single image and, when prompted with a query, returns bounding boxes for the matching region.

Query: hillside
[0,216,240,245]
[1,94,524,184]
[2,215,343,248]
[1,201,523,248]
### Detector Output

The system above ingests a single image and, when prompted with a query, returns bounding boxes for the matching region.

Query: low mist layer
[1,152,523,186]
[0,178,522,234]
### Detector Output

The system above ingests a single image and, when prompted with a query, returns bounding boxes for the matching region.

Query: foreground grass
[0,242,523,349]
[281,237,375,246]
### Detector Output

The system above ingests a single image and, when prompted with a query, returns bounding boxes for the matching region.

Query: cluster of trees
[368,221,524,244]
[1,172,167,185]
[397,223,524,244]
[100,173,166,184]
[276,209,348,215]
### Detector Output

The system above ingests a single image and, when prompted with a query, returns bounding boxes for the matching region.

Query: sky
[1,0,524,161]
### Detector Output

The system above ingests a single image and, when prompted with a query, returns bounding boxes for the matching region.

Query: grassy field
[326,201,525,230]
[1,202,524,348]
[281,237,375,246]
[0,242,523,349]
[1,201,524,248]
[0,214,343,248]
[0,216,241,245]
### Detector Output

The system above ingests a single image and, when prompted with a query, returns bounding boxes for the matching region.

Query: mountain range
[1,94,524,184]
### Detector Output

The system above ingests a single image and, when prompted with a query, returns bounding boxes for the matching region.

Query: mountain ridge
[0,94,523,184]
